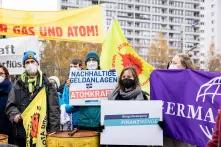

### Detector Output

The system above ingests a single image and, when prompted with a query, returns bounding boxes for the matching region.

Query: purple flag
[150,69,221,147]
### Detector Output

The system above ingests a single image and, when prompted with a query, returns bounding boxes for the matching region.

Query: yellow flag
[21,87,47,147]
[100,20,154,93]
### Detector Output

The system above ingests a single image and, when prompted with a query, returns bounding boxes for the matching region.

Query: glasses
[0,72,5,76]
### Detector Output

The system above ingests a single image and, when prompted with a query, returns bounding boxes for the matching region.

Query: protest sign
[69,70,118,105]
[100,100,163,146]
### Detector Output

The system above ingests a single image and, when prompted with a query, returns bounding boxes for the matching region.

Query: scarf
[21,70,43,93]
[108,86,144,100]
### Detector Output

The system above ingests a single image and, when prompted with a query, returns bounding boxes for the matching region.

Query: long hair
[0,64,9,79]
[177,54,194,69]
[117,67,140,90]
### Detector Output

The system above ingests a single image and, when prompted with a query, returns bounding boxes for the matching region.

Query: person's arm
[5,86,21,123]
[207,109,221,147]
[60,84,78,113]
[46,83,60,132]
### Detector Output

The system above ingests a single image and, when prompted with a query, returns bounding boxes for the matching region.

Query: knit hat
[48,76,60,88]
[85,51,99,63]
[23,51,39,65]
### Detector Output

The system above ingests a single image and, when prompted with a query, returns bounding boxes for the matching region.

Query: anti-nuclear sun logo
[120,53,143,75]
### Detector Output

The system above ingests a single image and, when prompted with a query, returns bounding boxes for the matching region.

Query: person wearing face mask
[5,51,60,147]
[107,67,148,147]
[108,66,148,101]
[165,53,195,147]
[85,50,100,70]
[168,53,194,70]
[0,64,13,144]
[59,58,83,130]
[76,51,103,131]
[48,76,60,91]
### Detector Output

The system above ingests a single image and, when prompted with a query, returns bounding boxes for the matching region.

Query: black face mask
[120,78,135,89]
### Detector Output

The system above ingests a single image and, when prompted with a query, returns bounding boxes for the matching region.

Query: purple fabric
[150,69,221,147]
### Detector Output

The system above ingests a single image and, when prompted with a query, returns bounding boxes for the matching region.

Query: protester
[48,76,60,91]
[0,64,13,144]
[5,51,60,147]
[108,66,148,100]
[77,51,102,131]
[165,53,195,147]
[48,75,62,105]
[107,67,148,147]
[168,53,194,69]
[207,110,221,147]
[60,58,83,130]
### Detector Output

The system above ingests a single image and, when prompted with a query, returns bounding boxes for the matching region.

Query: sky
[1,0,60,11]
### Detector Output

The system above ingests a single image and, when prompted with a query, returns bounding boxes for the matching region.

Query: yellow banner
[0,5,104,43]
[21,87,47,147]
[100,20,154,93]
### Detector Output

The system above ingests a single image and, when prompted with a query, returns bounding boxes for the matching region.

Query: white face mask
[25,63,38,75]
[168,64,179,69]
[0,76,5,83]
[87,61,98,70]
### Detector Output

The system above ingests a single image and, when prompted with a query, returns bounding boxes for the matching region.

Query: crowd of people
[0,49,220,147]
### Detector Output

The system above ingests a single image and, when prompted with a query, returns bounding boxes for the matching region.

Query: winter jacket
[5,74,60,139]
[78,106,100,129]
[60,84,100,129]
[207,109,221,147]
[60,84,80,128]
[0,79,12,140]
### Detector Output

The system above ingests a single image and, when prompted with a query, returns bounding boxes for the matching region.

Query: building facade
[61,0,202,66]
[200,0,221,69]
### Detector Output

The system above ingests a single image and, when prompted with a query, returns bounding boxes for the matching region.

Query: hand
[66,79,70,87]
[109,68,116,72]
[157,120,164,130]
[14,114,22,123]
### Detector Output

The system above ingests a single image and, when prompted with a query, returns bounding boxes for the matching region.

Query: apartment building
[200,0,221,69]
[62,0,203,66]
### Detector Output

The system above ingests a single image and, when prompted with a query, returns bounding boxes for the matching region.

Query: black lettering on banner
[0,60,22,68]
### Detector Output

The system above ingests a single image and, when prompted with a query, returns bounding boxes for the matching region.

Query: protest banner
[0,5,104,43]
[100,20,154,93]
[100,100,163,146]
[69,70,118,105]
[0,36,39,75]
[150,69,221,147]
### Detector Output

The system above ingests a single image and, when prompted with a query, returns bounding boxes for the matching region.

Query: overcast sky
[2,0,60,11]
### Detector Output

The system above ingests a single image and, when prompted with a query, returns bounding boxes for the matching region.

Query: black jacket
[0,79,12,136]
[5,74,60,139]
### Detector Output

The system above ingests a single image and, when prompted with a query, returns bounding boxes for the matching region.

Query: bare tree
[147,33,176,69]
[207,42,221,71]
[40,40,101,82]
